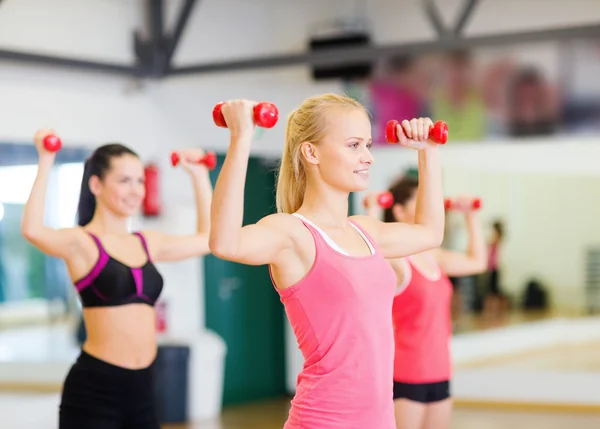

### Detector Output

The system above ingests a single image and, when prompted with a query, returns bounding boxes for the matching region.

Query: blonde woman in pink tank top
[209,95,446,429]
[366,178,487,429]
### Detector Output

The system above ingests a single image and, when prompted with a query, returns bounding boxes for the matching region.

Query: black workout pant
[59,350,160,429]
[393,380,451,403]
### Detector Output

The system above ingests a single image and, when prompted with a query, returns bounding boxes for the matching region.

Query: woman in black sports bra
[21,128,213,429]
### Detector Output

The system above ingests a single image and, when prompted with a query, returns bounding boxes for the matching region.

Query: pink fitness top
[488,242,498,270]
[271,214,397,429]
[392,256,453,383]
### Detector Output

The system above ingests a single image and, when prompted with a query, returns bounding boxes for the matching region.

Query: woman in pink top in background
[366,177,487,429]
[209,94,445,429]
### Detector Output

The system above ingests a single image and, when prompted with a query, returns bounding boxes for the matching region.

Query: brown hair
[382,175,419,223]
[77,144,139,226]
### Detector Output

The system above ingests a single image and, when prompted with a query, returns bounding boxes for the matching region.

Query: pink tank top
[488,242,498,270]
[271,216,397,429]
[392,256,453,383]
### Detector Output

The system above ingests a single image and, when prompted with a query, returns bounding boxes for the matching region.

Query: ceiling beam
[0,0,200,79]
[0,49,143,76]
[133,0,168,77]
[423,0,448,37]
[163,0,199,74]
[133,0,200,77]
[453,0,480,35]
[169,24,600,76]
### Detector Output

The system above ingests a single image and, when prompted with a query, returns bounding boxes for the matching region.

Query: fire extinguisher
[143,162,161,217]
[156,300,167,333]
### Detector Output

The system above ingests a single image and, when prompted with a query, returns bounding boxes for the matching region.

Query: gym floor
[2,393,600,429]
[164,398,600,429]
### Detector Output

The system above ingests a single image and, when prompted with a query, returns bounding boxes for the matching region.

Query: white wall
[0,0,142,62]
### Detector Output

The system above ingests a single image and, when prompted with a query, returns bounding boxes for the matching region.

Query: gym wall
[1,0,600,334]
[356,142,600,311]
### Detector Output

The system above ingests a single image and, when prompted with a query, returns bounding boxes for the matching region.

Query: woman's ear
[300,142,319,165]
[88,175,102,197]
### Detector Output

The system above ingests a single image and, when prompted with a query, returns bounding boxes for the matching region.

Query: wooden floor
[162,398,600,429]
[1,393,600,429]
[451,307,586,334]
[458,338,600,371]
[494,341,600,371]
[161,312,600,429]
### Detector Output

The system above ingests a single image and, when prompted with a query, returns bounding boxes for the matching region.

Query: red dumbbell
[444,197,482,211]
[43,134,62,152]
[363,191,394,209]
[170,151,217,170]
[212,101,279,129]
[385,120,448,145]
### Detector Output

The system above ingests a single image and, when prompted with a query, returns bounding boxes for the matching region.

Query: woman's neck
[297,182,350,229]
[86,210,130,235]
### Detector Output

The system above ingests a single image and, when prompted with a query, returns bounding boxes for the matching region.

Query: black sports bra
[74,232,164,308]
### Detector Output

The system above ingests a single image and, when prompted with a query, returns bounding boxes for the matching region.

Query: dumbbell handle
[170,151,217,170]
[212,101,279,129]
[444,197,482,211]
[42,134,62,152]
[386,120,448,145]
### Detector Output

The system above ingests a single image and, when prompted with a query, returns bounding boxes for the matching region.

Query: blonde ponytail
[276,93,366,213]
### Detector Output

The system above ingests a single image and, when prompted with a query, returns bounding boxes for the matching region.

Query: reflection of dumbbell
[444,197,482,211]
[43,134,62,152]
[170,151,217,170]
[212,101,279,129]
[363,191,394,209]
[386,120,448,145]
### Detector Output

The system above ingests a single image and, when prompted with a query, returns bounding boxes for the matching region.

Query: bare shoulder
[260,212,313,230]
[61,226,102,266]
[133,229,162,252]
[66,226,95,247]
[136,228,161,242]
[349,214,380,236]
[257,212,297,228]
[349,214,379,225]
[71,226,108,252]
[257,213,310,240]
[261,213,316,289]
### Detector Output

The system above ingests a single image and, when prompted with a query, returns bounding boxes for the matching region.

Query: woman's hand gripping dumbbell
[385,119,448,147]
[212,101,279,129]
[170,151,217,170]
[444,196,482,212]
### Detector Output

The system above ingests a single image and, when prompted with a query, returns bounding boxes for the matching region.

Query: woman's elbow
[464,256,488,275]
[208,236,236,260]
[21,223,37,243]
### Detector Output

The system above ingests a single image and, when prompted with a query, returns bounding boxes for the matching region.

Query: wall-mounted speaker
[308,31,373,81]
